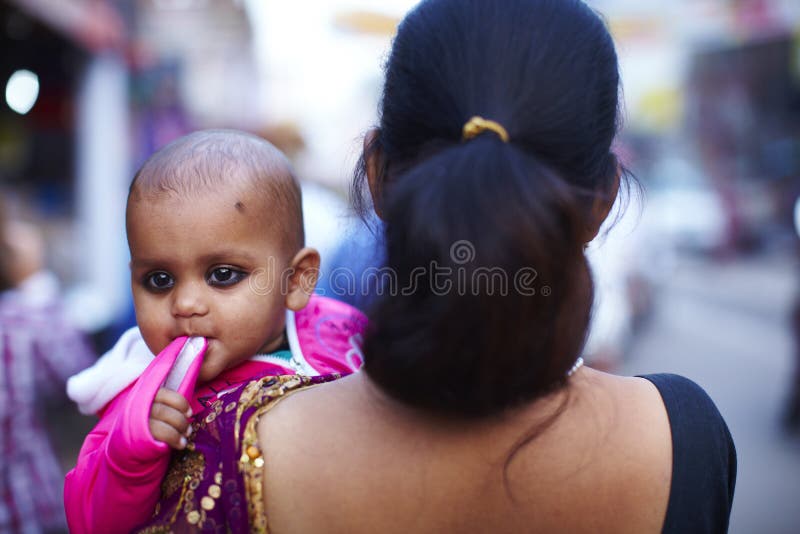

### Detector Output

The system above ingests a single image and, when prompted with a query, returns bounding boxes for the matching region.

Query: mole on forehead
[129,174,295,226]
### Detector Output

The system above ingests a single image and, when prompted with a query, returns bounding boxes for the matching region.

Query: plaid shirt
[0,274,95,534]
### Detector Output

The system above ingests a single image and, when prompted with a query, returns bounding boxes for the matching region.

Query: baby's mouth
[176,333,211,342]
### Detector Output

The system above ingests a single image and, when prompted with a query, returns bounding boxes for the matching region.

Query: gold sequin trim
[201,496,215,511]
[135,448,205,533]
[236,374,338,534]
[187,510,201,525]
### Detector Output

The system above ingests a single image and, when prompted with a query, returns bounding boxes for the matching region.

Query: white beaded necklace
[566,357,585,377]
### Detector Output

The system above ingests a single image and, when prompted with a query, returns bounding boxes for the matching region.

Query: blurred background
[0,0,798,532]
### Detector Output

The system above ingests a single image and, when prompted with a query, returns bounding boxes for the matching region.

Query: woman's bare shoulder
[564,368,673,476]
[482,368,672,532]
[256,369,674,533]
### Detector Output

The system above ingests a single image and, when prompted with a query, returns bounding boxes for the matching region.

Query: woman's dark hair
[354,0,622,418]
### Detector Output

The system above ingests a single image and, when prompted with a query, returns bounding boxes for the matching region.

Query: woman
[256,0,736,532]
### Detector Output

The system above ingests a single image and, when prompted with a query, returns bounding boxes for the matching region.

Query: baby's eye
[145,272,174,291]
[207,267,245,287]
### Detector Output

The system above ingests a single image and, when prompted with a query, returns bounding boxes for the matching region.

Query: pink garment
[64,295,366,534]
[64,336,208,534]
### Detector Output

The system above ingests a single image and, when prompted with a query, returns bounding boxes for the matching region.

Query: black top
[639,374,737,534]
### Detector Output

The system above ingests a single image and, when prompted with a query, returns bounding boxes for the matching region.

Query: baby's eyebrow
[197,250,260,264]
[129,251,264,271]
[129,258,164,270]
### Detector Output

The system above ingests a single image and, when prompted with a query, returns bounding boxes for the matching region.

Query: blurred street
[1,0,799,531]
[621,250,800,534]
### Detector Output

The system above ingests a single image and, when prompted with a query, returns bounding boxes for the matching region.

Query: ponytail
[363,136,593,417]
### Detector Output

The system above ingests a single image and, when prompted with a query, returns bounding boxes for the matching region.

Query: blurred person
[135,1,736,532]
[584,198,638,371]
[583,189,664,371]
[0,201,96,533]
[63,130,366,534]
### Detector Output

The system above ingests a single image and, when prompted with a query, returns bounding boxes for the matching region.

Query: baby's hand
[149,387,193,450]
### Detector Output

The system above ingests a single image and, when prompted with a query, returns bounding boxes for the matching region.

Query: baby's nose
[171,282,209,317]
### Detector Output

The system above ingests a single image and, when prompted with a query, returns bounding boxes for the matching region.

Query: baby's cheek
[224,307,261,339]
[137,316,170,355]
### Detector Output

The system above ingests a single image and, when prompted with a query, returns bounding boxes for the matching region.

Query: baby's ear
[285,247,321,311]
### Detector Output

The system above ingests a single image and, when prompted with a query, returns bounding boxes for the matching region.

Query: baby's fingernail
[186,426,193,437]
[186,408,193,417]
[180,436,187,449]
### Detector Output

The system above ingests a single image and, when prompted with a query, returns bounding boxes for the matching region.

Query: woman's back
[250,0,737,530]
[259,369,676,533]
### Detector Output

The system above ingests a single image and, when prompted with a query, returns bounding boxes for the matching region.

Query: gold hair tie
[462,116,509,143]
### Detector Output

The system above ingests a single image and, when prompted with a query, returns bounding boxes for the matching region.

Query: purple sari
[134,373,341,533]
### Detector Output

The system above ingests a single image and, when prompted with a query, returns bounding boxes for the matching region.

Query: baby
[64,130,365,534]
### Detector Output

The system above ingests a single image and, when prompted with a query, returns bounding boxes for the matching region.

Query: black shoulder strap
[638,374,736,534]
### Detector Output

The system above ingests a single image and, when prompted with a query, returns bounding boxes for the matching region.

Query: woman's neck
[343,368,583,439]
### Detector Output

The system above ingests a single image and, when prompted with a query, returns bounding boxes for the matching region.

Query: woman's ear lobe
[285,248,321,311]
[364,129,385,220]
[584,167,621,243]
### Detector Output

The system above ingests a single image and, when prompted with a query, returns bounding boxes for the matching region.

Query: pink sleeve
[64,336,206,534]
[292,295,368,375]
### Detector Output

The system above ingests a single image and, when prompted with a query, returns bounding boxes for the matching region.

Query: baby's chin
[197,361,225,385]
[197,370,216,385]
[196,345,249,384]
[197,351,228,384]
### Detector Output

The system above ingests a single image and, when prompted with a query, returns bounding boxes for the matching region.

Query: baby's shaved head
[127,129,304,253]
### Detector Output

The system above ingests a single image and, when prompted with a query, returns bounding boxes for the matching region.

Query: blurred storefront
[567,0,800,367]
[0,0,127,340]
[0,0,260,342]
[599,0,800,254]
[688,28,800,252]
[0,0,412,343]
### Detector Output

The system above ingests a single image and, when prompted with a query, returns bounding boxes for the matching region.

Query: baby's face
[128,188,291,384]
